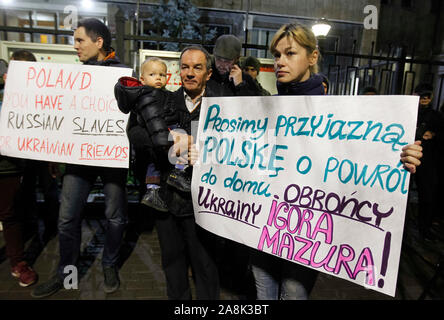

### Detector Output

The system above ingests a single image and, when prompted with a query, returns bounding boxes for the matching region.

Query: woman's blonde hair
[270,23,320,74]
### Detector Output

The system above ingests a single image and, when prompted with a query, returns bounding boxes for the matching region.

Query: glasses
[420,94,431,99]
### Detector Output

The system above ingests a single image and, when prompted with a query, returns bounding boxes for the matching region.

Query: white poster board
[192,95,419,297]
[0,61,133,168]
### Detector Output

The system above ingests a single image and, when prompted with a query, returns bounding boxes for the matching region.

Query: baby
[115,58,191,212]
[140,57,168,90]
[139,58,170,211]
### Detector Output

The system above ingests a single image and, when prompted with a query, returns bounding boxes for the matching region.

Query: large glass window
[248,28,277,59]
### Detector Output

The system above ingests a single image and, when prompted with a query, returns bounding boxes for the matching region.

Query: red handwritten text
[17,136,74,156]
[257,198,376,287]
[2,92,29,109]
[80,96,118,113]
[80,143,128,161]
[27,66,91,91]
[35,94,64,111]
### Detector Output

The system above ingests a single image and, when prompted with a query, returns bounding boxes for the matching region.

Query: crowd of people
[0,17,436,300]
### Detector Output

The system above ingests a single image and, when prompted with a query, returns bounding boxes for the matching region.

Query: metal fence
[1,15,443,110]
[123,32,444,110]
[320,41,444,110]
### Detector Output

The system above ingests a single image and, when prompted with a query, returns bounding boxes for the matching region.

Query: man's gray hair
[179,45,212,71]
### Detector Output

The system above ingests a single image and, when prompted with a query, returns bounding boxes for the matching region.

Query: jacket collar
[277,73,325,96]
[83,51,120,66]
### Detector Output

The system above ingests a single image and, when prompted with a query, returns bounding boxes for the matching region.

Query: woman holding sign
[250,23,423,300]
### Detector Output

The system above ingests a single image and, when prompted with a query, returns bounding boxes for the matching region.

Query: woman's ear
[309,50,319,66]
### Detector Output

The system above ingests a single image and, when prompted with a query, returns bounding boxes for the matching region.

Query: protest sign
[0,61,133,168]
[191,95,419,296]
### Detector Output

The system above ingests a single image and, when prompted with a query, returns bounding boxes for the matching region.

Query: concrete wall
[194,0,377,22]
[378,0,440,57]
[376,0,444,101]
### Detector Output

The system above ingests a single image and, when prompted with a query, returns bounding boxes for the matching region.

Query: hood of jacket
[114,76,158,114]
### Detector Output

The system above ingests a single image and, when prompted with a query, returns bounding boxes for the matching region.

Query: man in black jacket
[413,83,444,241]
[241,55,271,96]
[126,46,224,299]
[207,34,263,97]
[32,18,130,298]
[207,36,265,296]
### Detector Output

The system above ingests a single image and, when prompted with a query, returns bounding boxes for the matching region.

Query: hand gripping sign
[0,61,133,168]
[191,95,418,297]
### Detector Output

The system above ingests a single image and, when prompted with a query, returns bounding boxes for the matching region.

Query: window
[248,28,277,59]
[202,24,231,53]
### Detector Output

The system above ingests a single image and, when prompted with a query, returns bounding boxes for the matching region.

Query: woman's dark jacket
[276,73,325,96]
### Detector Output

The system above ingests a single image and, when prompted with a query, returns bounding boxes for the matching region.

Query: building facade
[0,0,442,105]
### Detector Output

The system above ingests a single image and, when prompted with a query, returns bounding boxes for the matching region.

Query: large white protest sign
[0,61,133,168]
[192,95,419,297]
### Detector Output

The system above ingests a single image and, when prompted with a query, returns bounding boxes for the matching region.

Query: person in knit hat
[241,56,271,96]
[207,34,263,96]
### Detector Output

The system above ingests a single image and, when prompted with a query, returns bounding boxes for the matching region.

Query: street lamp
[82,0,94,9]
[312,18,331,37]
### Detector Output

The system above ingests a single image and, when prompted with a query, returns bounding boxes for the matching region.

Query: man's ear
[95,36,104,50]
[206,68,213,81]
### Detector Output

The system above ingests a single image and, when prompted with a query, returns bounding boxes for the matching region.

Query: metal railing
[1,10,443,108]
